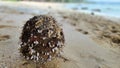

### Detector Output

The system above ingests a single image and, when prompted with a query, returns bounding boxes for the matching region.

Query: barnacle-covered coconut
[20,15,65,63]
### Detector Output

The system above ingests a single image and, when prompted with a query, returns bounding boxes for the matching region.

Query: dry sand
[0,1,120,68]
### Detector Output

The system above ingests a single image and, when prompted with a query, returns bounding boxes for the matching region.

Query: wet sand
[0,1,120,68]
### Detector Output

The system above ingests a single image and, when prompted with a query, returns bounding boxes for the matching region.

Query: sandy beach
[0,1,120,68]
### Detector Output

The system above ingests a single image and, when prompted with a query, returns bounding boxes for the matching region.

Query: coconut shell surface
[20,15,65,63]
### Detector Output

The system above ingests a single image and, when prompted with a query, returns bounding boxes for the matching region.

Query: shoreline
[1,1,120,19]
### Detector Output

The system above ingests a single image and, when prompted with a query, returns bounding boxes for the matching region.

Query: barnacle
[20,15,65,63]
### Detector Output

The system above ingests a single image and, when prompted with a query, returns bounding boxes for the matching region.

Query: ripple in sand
[76,29,89,35]
[6,20,14,23]
[0,35,10,41]
[0,25,16,29]
[76,29,82,32]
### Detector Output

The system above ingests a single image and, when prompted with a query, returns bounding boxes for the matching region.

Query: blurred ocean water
[65,0,120,18]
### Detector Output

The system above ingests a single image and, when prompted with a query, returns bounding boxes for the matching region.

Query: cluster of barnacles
[20,15,65,63]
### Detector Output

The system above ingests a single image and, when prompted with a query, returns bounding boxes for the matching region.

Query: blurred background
[0,0,120,17]
[0,0,84,2]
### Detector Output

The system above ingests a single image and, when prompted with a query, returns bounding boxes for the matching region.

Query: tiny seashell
[31,44,34,47]
[47,58,51,61]
[54,47,58,50]
[21,43,26,46]
[33,55,36,60]
[48,30,53,35]
[26,57,29,60]
[30,49,35,54]
[29,47,32,49]
[49,44,52,47]
[46,53,49,55]
[37,52,39,56]
[28,39,30,42]
[52,49,55,52]
[48,42,51,45]
[31,56,34,59]
[26,26,29,29]
[33,36,37,38]
[50,26,53,29]
[41,57,44,61]
[43,25,46,28]
[42,37,46,40]
[24,43,27,45]
[21,44,24,46]
[43,44,45,46]
[20,42,23,45]
[34,41,39,45]
[42,51,44,54]
[53,35,56,37]
[36,56,39,61]
[57,53,61,57]
[49,55,52,59]
[38,30,42,33]
[50,30,53,34]
[31,34,33,37]
[57,41,61,46]
[52,44,55,47]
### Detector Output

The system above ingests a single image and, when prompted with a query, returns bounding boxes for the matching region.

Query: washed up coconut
[20,15,65,63]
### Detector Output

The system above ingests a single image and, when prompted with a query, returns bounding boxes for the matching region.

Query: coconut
[20,15,65,63]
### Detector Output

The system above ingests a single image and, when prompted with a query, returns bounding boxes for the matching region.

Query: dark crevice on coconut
[20,15,65,63]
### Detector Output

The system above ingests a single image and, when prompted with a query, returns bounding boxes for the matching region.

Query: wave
[87,0,120,5]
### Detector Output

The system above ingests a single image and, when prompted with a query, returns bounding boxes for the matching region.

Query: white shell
[31,44,34,47]
[57,41,61,46]
[26,57,29,60]
[46,53,50,55]
[34,41,39,45]
[54,47,58,50]
[37,52,39,56]
[28,39,30,42]
[48,30,53,37]
[36,56,39,61]
[43,43,45,46]
[24,43,27,45]
[48,42,51,45]
[47,58,51,61]
[26,26,29,29]
[31,56,34,59]
[52,49,55,52]
[47,55,52,61]
[42,51,44,54]
[33,36,37,38]
[38,30,42,33]
[30,49,35,54]
[43,37,46,40]
[31,34,33,37]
